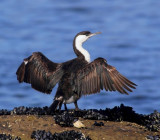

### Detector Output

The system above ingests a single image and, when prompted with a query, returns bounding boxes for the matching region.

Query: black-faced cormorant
[16,31,137,111]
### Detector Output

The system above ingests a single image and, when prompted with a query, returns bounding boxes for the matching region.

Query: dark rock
[31,130,53,140]
[69,110,87,118]
[10,106,52,115]
[104,104,138,122]
[83,109,108,120]
[144,111,160,132]
[0,134,21,140]
[31,130,91,140]
[54,111,77,127]
[146,135,160,140]
[93,121,104,126]
[0,109,10,115]
[1,104,160,132]
[53,130,91,140]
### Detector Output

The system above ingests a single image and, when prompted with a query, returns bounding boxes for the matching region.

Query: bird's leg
[49,96,63,112]
[64,103,68,111]
[49,100,59,113]
[74,101,79,111]
[58,101,63,112]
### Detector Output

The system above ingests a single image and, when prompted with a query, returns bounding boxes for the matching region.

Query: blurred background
[0,0,160,114]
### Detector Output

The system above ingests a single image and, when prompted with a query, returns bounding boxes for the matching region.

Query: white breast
[63,96,75,104]
[75,35,91,63]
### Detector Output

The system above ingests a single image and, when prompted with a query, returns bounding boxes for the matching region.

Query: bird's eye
[86,32,91,36]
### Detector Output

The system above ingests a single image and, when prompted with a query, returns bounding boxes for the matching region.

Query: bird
[16,31,137,112]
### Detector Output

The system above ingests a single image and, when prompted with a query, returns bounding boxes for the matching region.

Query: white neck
[75,36,91,63]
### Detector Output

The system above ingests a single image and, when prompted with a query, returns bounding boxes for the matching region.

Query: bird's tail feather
[49,100,60,112]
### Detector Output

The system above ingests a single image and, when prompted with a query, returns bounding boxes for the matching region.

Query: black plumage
[17,52,63,93]
[16,31,137,111]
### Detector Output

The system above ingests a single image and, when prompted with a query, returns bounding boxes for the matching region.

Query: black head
[76,31,91,36]
[74,31,101,44]
[76,31,101,36]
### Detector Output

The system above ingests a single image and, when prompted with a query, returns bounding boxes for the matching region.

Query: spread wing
[16,52,63,94]
[75,57,137,95]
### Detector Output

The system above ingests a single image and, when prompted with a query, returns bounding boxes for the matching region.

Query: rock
[93,121,104,126]
[0,134,21,140]
[31,130,91,140]
[53,111,77,127]
[73,120,85,128]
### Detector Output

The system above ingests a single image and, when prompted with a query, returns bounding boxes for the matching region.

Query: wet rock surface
[31,130,91,140]
[0,104,160,132]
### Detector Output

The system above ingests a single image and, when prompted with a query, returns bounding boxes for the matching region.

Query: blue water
[0,0,160,114]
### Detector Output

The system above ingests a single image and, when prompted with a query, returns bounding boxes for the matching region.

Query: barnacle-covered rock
[53,130,91,140]
[54,111,77,127]
[0,104,160,132]
[31,130,91,140]
[0,134,21,140]
[83,109,108,120]
[93,121,104,126]
[0,109,10,115]
[10,106,51,115]
[144,111,160,131]
[31,130,53,140]
[146,135,160,140]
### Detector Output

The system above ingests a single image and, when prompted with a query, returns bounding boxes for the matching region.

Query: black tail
[49,100,60,112]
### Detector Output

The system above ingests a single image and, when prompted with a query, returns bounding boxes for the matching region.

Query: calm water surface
[0,0,160,114]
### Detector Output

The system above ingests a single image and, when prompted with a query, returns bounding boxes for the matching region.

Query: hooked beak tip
[94,32,102,35]
[89,32,102,37]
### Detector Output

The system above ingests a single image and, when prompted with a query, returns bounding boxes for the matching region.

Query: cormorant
[16,31,137,111]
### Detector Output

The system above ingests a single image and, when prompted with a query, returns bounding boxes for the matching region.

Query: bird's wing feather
[16,52,63,94]
[75,57,136,95]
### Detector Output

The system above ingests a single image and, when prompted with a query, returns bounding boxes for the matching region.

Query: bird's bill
[89,32,101,37]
